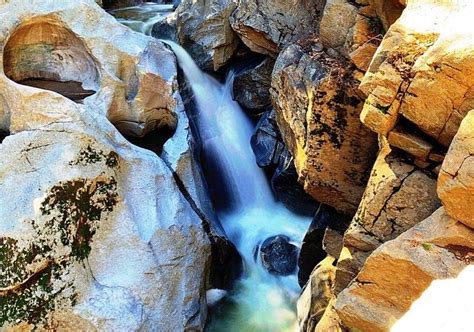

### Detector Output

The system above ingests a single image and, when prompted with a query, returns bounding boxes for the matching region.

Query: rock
[335,139,440,292]
[259,235,298,276]
[387,128,433,160]
[314,297,344,332]
[320,0,404,72]
[0,94,210,331]
[250,110,318,215]
[233,57,274,112]
[101,0,142,9]
[335,208,474,332]
[175,0,238,71]
[1,0,178,138]
[250,110,286,168]
[230,0,326,56]
[360,0,474,147]
[271,152,319,216]
[151,11,178,41]
[323,228,344,259]
[298,205,351,287]
[271,40,378,214]
[297,256,336,332]
[438,110,474,229]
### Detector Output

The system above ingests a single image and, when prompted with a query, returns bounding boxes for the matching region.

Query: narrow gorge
[1,0,473,332]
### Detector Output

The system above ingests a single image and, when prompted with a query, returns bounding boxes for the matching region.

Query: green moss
[422,242,433,251]
[70,145,119,169]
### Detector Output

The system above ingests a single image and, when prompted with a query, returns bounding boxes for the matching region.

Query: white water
[111,6,312,331]
[108,3,174,35]
[166,41,311,332]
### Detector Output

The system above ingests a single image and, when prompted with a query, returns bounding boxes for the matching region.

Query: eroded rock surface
[271,40,378,214]
[335,208,474,332]
[175,0,238,71]
[438,110,474,229]
[230,0,326,56]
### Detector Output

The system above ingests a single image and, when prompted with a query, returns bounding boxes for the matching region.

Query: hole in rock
[0,131,9,144]
[124,126,176,156]
[3,17,100,103]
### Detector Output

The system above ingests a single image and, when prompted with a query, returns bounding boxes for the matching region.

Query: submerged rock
[271,39,378,214]
[175,0,239,71]
[259,235,298,276]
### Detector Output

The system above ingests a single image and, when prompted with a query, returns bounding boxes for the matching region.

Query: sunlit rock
[360,0,474,147]
[0,0,178,139]
[0,99,210,330]
[297,256,336,332]
[271,39,378,214]
[438,110,474,229]
[335,207,474,332]
[335,139,440,292]
[230,0,326,56]
[175,0,238,71]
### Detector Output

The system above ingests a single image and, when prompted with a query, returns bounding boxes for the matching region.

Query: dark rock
[298,205,352,287]
[0,131,10,144]
[151,13,177,41]
[251,110,318,215]
[233,57,274,112]
[251,110,285,168]
[260,235,298,276]
[102,0,143,9]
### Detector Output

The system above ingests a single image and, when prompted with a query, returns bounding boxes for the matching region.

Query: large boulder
[0,87,210,331]
[175,0,239,71]
[335,139,440,292]
[259,235,298,276]
[230,0,326,56]
[271,40,378,214]
[359,0,474,147]
[438,110,474,229]
[335,208,474,331]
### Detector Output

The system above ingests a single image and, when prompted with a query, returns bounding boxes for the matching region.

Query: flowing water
[111,6,312,331]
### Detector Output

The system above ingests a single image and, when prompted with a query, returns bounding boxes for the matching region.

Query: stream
[110,4,312,331]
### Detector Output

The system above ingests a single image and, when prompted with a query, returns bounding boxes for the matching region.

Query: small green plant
[422,242,433,251]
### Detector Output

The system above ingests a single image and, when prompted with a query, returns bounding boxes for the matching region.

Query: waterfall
[165,41,311,332]
[111,7,312,331]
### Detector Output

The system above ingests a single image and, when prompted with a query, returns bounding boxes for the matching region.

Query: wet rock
[151,11,177,41]
[101,0,142,9]
[359,0,474,147]
[271,39,378,214]
[250,110,317,215]
[272,153,319,216]
[297,256,336,332]
[250,110,285,168]
[175,0,238,71]
[335,208,474,331]
[438,110,474,229]
[259,235,298,276]
[233,57,274,112]
[230,0,326,56]
[298,205,351,287]
[335,139,440,292]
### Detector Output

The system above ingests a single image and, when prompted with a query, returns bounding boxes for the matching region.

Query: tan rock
[271,41,378,214]
[387,128,433,159]
[315,298,343,332]
[230,0,325,56]
[335,139,440,291]
[323,228,344,258]
[335,208,474,331]
[360,0,474,146]
[438,110,474,228]
[297,256,336,332]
